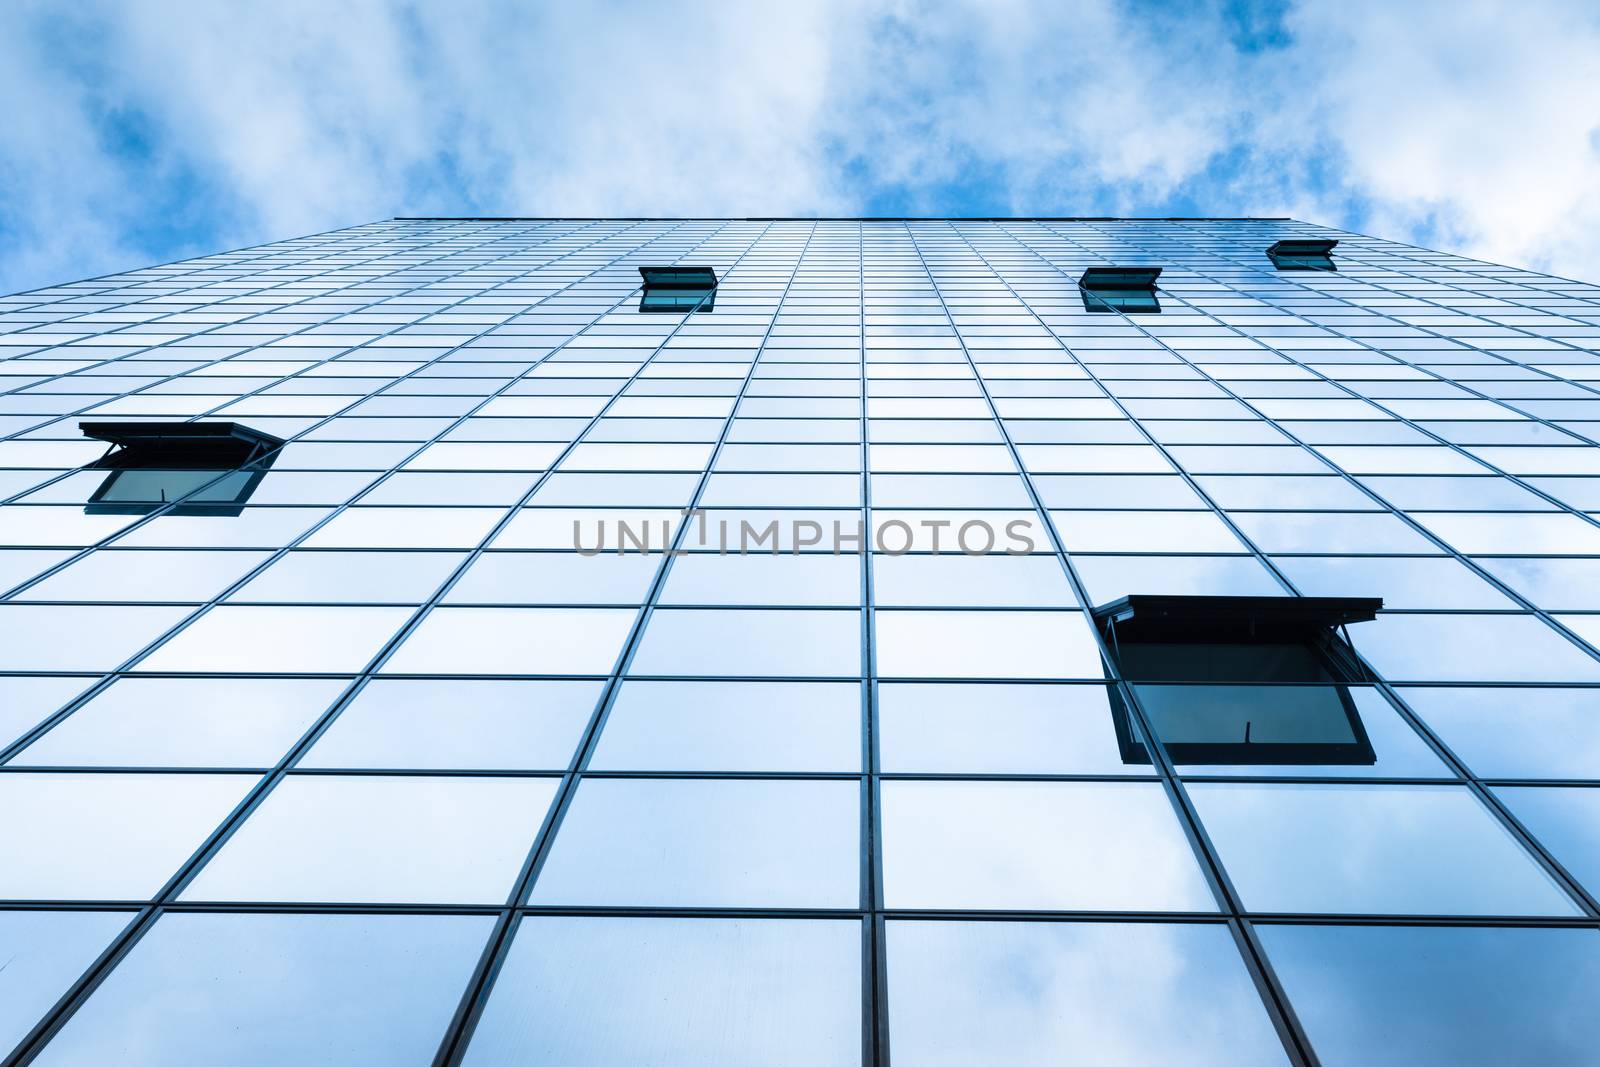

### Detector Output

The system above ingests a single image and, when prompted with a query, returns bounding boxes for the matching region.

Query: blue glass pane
[1261,924,1600,1067]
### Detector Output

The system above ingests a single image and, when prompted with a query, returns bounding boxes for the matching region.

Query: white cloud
[1276,0,1600,279]
[1,0,1598,294]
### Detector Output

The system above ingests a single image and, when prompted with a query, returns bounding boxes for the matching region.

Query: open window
[638,265,718,313]
[1078,266,1162,313]
[1266,238,1338,271]
[79,421,283,516]
[1093,594,1381,766]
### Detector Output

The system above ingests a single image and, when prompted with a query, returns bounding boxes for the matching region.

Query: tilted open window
[1093,594,1382,766]
[1078,266,1162,313]
[80,421,284,516]
[1266,238,1338,271]
[638,266,718,313]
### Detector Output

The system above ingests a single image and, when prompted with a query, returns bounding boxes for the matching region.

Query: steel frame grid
[1,219,1600,1066]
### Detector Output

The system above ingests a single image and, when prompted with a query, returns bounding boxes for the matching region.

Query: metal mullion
[925,221,1321,1067]
[0,897,1595,929]
[1,219,732,1067]
[856,224,889,1067]
[430,220,813,1067]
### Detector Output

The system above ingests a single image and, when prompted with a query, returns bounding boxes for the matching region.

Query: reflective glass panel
[887,920,1288,1067]
[33,912,492,1067]
[0,910,132,1060]
[182,775,558,904]
[301,679,602,770]
[629,609,861,677]
[877,682,1143,774]
[462,917,860,1066]
[1493,786,1600,897]
[880,780,1215,910]
[875,610,1103,679]
[590,680,860,771]
[530,778,859,907]
[134,605,412,674]
[0,773,254,900]
[1260,924,1600,1067]
[1190,783,1580,915]
[12,677,342,768]
[1396,687,1600,778]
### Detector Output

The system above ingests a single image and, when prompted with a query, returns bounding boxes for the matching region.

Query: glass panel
[1228,512,1439,554]
[12,677,342,768]
[629,609,861,677]
[0,605,192,671]
[0,773,254,900]
[301,679,602,770]
[0,910,132,1061]
[1474,557,1600,611]
[1274,556,1515,609]
[1416,512,1600,555]
[111,506,330,548]
[182,775,558,904]
[1073,555,1285,603]
[1494,786,1600,897]
[462,917,860,1066]
[134,606,412,673]
[877,682,1145,774]
[1052,510,1246,553]
[300,506,506,549]
[0,549,71,594]
[382,607,637,675]
[1190,783,1580,915]
[590,680,860,771]
[446,552,660,606]
[875,610,1103,679]
[659,554,861,606]
[1396,687,1600,779]
[1259,924,1600,1067]
[32,912,492,1067]
[872,555,1078,608]
[529,778,858,907]
[229,550,464,603]
[887,920,1288,1067]
[1351,613,1600,682]
[880,780,1215,910]
[17,549,272,603]
[0,676,95,750]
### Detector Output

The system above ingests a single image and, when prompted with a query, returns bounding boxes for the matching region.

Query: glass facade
[2,217,1600,1064]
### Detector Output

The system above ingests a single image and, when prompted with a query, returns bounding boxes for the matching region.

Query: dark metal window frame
[80,421,285,516]
[1078,265,1163,313]
[1266,238,1338,271]
[638,265,719,313]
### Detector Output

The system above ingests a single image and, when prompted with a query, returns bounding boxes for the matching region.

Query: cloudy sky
[2,0,1598,295]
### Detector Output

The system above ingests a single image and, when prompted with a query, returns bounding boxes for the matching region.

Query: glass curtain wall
[1,218,1599,1065]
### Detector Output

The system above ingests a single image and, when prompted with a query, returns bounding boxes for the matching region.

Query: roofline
[391,215,1298,223]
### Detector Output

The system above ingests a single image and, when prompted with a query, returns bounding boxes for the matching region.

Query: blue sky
[2,0,1599,295]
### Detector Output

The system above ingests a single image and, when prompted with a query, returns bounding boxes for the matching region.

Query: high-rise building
[2,217,1599,1065]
